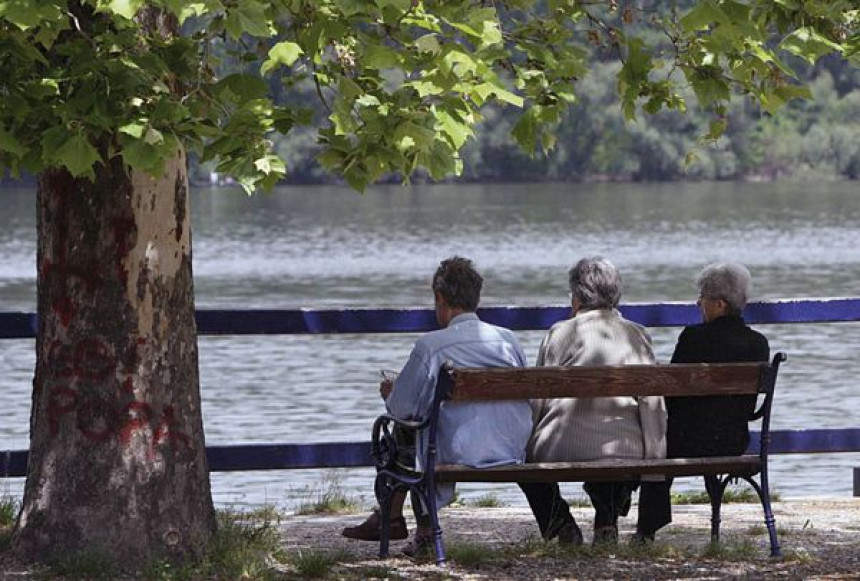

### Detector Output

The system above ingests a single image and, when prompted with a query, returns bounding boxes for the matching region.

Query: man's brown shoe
[341,511,408,541]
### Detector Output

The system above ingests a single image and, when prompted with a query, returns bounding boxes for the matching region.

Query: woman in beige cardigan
[520,257,668,545]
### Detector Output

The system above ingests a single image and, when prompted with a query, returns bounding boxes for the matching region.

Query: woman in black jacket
[636,262,769,544]
[667,262,770,458]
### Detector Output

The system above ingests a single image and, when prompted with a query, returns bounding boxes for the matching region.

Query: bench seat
[435,455,761,483]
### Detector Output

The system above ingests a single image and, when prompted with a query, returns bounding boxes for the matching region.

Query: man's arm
[385,344,434,421]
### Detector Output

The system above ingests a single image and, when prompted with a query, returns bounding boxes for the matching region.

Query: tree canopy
[0,1,857,193]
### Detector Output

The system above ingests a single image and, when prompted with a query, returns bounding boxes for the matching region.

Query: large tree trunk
[12,150,216,566]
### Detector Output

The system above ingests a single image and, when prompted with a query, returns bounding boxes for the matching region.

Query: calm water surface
[1,182,859,510]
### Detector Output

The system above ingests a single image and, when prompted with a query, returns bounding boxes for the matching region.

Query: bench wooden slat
[435,456,762,483]
[450,363,765,400]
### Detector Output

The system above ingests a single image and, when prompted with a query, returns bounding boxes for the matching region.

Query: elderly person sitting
[520,257,668,546]
[667,262,770,458]
[635,263,771,543]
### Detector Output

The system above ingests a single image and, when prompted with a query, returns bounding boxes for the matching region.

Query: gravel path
[1,498,857,579]
[283,498,860,579]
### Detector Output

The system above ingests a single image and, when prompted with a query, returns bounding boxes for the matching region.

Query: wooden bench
[371,353,787,565]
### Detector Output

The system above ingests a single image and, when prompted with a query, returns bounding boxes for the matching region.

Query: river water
[1,182,859,510]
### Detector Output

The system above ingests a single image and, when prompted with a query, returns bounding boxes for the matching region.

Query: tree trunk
[12,150,216,566]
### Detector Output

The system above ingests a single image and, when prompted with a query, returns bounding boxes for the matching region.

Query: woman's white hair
[568,256,622,310]
[696,262,752,315]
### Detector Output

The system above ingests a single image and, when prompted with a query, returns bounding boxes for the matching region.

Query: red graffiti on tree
[49,338,115,381]
[41,178,183,457]
[47,386,192,455]
[118,401,153,445]
[153,406,192,450]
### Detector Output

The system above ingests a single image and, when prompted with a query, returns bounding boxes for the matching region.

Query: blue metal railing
[2,297,859,339]
[2,297,860,478]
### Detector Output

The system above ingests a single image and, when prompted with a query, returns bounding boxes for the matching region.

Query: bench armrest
[370,413,428,471]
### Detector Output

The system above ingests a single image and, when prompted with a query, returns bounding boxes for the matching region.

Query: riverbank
[281,497,860,579]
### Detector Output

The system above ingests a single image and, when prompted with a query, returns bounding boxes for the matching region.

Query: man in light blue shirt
[343,256,532,555]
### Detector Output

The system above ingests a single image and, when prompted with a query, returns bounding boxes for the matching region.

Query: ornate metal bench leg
[763,504,781,557]
[427,494,446,566]
[375,474,393,559]
[705,475,724,544]
[745,476,781,557]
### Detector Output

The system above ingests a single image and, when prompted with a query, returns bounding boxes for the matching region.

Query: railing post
[854,467,860,497]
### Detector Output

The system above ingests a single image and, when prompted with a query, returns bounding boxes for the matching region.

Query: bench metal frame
[372,353,786,565]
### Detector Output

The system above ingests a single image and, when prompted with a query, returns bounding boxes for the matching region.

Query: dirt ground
[1,497,858,579]
[282,497,860,580]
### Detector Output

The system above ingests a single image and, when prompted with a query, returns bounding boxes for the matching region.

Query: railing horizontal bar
[748,428,860,455]
[3,429,860,478]
[1,298,859,339]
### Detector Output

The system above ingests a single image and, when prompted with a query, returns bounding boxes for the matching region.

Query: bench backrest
[426,353,786,465]
[447,362,770,401]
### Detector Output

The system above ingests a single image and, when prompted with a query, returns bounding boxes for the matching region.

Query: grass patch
[566,496,592,508]
[671,484,780,505]
[144,505,286,581]
[203,506,285,579]
[295,473,361,515]
[466,493,505,508]
[782,546,814,564]
[289,548,351,578]
[0,495,16,554]
[352,564,402,579]
[747,524,766,536]
[0,496,18,527]
[701,537,758,560]
[48,549,119,580]
[446,540,498,567]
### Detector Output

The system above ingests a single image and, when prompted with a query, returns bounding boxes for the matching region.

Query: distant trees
[255,61,860,185]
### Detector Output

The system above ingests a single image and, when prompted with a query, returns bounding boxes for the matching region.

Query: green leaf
[375,0,410,10]
[364,45,400,69]
[55,135,101,178]
[479,20,502,48]
[436,110,472,149]
[118,122,146,139]
[512,109,538,153]
[261,41,304,75]
[253,154,286,175]
[473,83,524,107]
[779,27,844,64]
[0,0,63,30]
[343,164,368,192]
[216,74,270,101]
[414,34,441,55]
[317,148,345,171]
[0,127,25,157]
[224,1,271,39]
[394,122,436,152]
[705,117,727,141]
[680,1,725,31]
[405,79,444,98]
[99,0,144,20]
[420,141,458,180]
[121,137,166,174]
[144,127,164,145]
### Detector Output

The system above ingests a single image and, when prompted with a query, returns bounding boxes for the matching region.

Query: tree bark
[13,150,216,566]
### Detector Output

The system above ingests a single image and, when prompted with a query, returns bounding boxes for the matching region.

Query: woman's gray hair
[568,256,622,310]
[696,262,752,315]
